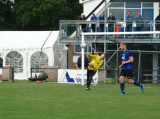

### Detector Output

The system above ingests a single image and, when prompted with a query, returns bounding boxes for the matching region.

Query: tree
[66,0,83,19]
[0,1,13,30]
[14,0,82,30]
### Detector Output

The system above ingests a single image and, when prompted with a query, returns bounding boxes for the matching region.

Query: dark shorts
[120,70,133,79]
[87,69,96,79]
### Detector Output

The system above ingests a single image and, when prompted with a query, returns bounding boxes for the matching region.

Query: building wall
[67,45,77,69]
[67,44,87,69]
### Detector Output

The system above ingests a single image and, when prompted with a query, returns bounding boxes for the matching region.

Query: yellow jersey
[88,54,104,71]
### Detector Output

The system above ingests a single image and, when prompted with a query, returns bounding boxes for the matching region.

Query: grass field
[0,81,159,119]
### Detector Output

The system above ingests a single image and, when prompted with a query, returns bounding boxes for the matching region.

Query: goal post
[81,31,160,86]
[81,33,86,85]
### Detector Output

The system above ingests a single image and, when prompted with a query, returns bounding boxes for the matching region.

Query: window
[109,9,124,20]
[30,51,48,73]
[75,45,91,53]
[126,9,141,20]
[75,45,81,52]
[109,2,124,8]
[126,2,141,8]
[142,3,153,8]
[142,9,154,21]
[5,51,23,73]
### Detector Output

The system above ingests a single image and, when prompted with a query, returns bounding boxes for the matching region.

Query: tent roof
[0,31,59,49]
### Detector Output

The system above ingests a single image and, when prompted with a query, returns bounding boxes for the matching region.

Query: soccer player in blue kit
[119,43,144,95]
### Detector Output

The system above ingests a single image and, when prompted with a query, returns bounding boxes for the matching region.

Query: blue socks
[120,81,144,95]
[134,80,141,87]
[120,83,125,93]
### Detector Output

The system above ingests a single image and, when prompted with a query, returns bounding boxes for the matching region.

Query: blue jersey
[98,15,104,21]
[121,50,133,70]
[91,15,97,21]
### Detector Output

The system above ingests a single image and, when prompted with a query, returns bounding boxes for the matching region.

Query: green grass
[0,81,159,119]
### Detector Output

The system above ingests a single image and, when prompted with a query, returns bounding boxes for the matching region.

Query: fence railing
[60,20,160,39]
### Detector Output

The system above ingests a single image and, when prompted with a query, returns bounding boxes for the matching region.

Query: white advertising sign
[58,69,98,84]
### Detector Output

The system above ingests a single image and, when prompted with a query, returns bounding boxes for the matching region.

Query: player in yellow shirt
[86,53,105,90]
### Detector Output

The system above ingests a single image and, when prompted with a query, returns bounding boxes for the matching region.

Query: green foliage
[0,0,82,30]
[0,2,13,30]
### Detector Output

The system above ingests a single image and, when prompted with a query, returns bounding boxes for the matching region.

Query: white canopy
[0,31,59,49]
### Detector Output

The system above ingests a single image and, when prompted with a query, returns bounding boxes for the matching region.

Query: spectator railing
[59,20,160,41]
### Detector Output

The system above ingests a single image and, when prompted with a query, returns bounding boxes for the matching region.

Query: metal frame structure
[59,20,160,44]
[81,31,160,85]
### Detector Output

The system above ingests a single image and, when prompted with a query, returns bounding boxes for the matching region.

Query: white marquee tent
[0,31,67,79]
